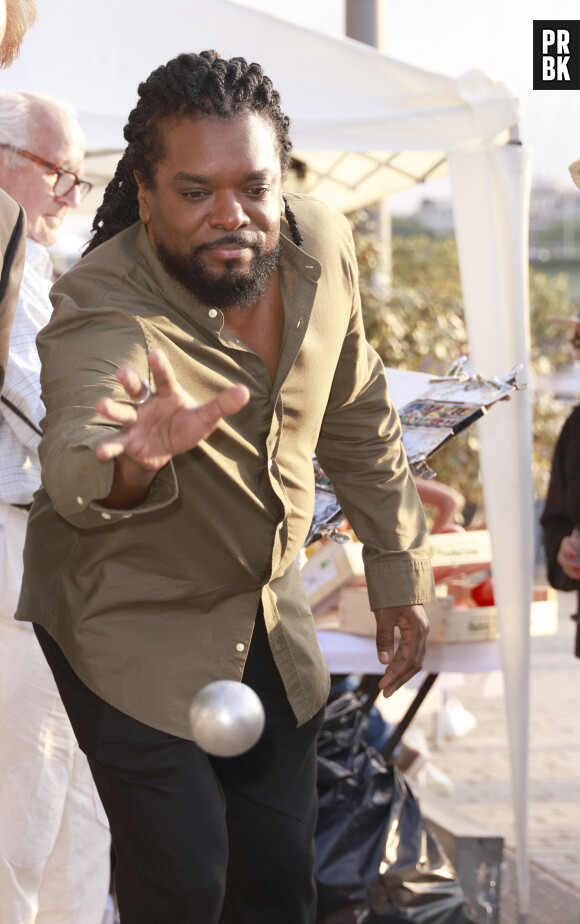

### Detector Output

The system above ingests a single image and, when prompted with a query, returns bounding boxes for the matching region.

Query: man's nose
[55,182,82,209]
[209,192,249,230]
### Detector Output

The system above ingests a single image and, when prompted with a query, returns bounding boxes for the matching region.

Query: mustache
[196,235,261,254]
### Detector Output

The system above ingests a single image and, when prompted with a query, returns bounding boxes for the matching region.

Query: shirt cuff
[88,462,179,524]
[47,440,179,528]
[365,557,436,610]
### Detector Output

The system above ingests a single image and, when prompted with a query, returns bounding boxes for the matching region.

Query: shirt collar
[134,221,321,332]
[25,237,53,280]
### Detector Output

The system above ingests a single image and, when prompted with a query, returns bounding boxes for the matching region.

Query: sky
[234,0,580,212]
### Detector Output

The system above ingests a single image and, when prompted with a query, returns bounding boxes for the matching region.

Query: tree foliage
[349,210,575,511]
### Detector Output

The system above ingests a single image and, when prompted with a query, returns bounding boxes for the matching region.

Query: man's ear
[134,170,151,223]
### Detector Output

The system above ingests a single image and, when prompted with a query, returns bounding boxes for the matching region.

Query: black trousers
[34,612,324,924]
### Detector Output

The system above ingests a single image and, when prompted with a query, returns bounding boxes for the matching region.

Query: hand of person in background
[556,534,580,581]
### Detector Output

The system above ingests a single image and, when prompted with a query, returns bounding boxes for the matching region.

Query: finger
[194,385,250,439]
[561,558,580,578]
[375,614,395,667]
[379,642,426,697]
[378,623,427,696]
[96,396,138,426]
[116,365,149,402]
[148,349,180,399]
[561,540,577,562]
[96,432,130,460]
[557,540,580,576]
[214,385,250,417]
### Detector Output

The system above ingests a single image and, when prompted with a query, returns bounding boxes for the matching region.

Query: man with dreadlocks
[17,51,434,923]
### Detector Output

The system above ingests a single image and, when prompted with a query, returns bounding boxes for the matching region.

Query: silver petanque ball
[188,680,266,757]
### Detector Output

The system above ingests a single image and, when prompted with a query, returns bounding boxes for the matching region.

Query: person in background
[541,378,580,657]
[0,91,111,924]
[414,475,466,534]
[541,400,580,596]
[541,157,580,655]
[0,0,37,394]
[540,304,580,622]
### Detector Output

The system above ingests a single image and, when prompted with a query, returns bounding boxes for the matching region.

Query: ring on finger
[133,378,151,405]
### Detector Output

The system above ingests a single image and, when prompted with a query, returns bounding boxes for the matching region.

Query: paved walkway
[378,588,580,922]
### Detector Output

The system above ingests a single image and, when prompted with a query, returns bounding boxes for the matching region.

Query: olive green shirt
[17,194,434,738]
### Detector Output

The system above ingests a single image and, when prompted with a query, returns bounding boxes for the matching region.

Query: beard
[156,234,281,310]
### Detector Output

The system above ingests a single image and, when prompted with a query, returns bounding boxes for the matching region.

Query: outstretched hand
[373,604,429,697]
[95,349,250,470]
[557,535,580,581]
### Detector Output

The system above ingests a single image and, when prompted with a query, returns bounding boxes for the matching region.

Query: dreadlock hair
[84,50,303,255]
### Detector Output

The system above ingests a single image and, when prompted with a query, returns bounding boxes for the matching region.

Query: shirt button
[76,496,83,505]
[100,511,112,520]
[208,308,218,318]
[235,642,245,652]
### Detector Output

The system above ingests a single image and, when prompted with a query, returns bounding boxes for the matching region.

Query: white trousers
[0,503,111,924]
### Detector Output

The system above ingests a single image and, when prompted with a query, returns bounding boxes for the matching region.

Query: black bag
[315,691,476,923]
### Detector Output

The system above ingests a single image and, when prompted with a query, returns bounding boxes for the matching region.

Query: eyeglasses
[0,144,93,201]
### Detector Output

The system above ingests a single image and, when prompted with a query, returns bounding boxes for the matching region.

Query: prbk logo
[533,21,580,89]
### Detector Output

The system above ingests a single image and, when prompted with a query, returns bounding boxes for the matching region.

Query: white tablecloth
[316,630,502,677]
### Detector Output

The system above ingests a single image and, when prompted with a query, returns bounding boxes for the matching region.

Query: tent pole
[345,0,392,293]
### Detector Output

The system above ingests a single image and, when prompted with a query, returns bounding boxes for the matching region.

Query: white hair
[0,91,81,168]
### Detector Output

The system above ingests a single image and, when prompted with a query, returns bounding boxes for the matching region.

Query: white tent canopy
[3,0,519,213]
[2,1,533,918]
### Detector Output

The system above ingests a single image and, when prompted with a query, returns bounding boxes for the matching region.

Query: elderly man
[18,52,435,923]
[0,0,37,394]
[0,92,111,924]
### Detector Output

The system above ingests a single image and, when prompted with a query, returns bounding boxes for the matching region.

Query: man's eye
[246,186,269,198]
[182,190,209,200]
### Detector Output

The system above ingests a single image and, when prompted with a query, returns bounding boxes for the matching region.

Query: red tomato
[471,578,495,606]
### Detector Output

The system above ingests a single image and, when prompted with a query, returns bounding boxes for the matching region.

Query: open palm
[95,348,249,470]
